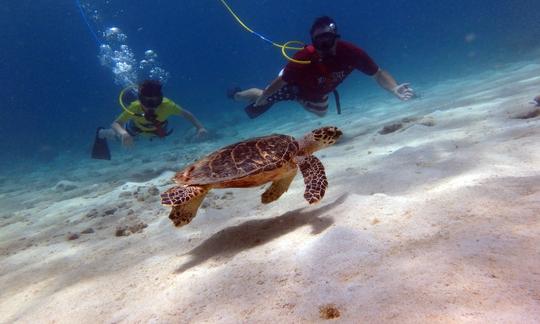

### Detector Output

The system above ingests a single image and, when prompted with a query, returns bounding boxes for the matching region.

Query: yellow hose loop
[281,41,311,64]
[218,0,311,64]
[118,85,138,116]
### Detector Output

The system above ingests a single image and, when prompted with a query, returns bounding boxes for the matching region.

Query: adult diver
[228,16,416,118]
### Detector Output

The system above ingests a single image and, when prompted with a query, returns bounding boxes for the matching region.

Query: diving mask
[140,95,163,108]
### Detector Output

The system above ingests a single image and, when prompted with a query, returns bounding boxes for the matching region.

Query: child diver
[92,79,208,160]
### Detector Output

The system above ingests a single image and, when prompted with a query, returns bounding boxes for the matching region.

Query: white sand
[1,60,539,323]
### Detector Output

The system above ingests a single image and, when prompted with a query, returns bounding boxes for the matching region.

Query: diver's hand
[392,83,415,101]
[120,132,134,148]
[254,95,269,107]
[196,128,209,140]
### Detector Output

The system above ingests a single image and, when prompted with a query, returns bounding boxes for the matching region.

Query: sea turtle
[161,126,343,227]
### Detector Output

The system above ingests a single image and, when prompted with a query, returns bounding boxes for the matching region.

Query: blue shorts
[266,85,329,113]
[125,119,173,137]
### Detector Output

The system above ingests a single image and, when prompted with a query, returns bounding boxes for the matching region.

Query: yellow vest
[115,97,183,132]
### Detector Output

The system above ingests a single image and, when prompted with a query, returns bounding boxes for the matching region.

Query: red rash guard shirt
[281,40,379,101]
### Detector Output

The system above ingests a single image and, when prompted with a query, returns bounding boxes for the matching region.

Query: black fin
[91,127,111,160]
[244,102,273,119]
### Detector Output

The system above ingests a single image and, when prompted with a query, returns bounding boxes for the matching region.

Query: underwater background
[1,0,539,165]
[2,1,540,322]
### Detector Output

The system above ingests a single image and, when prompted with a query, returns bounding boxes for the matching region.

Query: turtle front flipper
[298,155,328,204]
[261,169,297,204]
[161,185,209,227]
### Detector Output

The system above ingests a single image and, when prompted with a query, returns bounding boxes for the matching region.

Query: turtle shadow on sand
[174,193,347,273]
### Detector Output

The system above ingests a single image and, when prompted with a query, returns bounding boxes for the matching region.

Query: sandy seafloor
[1,59,540,323]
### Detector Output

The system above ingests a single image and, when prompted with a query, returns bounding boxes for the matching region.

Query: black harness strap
[333,90,341,114]
[312,52,342,115]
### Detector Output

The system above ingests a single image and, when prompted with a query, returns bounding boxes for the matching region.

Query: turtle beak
[317,126,342,145]
[328,127,343,141]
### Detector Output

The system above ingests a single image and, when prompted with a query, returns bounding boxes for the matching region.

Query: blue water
[1,0,539,165]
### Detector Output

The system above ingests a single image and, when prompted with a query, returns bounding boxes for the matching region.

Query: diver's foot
[226,86,242,100]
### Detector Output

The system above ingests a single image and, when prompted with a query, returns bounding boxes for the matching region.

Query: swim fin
[244,102,273,119]
[91,127,111,160]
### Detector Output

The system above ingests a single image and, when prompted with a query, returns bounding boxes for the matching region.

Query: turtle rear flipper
[161,186,209,227]
[298,155,328,204]
[261,169,297,204]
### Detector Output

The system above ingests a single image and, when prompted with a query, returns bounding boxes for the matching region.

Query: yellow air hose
[118,85,143,116]
[218,0,311,64]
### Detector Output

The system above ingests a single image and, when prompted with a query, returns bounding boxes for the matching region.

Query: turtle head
[299,126,342,155]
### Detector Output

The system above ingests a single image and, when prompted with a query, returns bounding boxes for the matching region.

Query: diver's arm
[373,69,415,101]
[180,109,206,131]
[111,121,134,147]
[180,109,208,139]
[255,77,287,106]
[373,69,398,92]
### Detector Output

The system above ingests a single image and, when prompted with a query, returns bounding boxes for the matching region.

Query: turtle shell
[175,134,299,185]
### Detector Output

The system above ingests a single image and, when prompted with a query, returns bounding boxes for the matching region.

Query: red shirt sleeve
[340,41,379,76]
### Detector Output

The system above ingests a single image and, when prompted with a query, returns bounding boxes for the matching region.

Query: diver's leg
[98,128,116,140]
[299,98,329,117]
[244,84,299,119]
[234,88,264,103]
